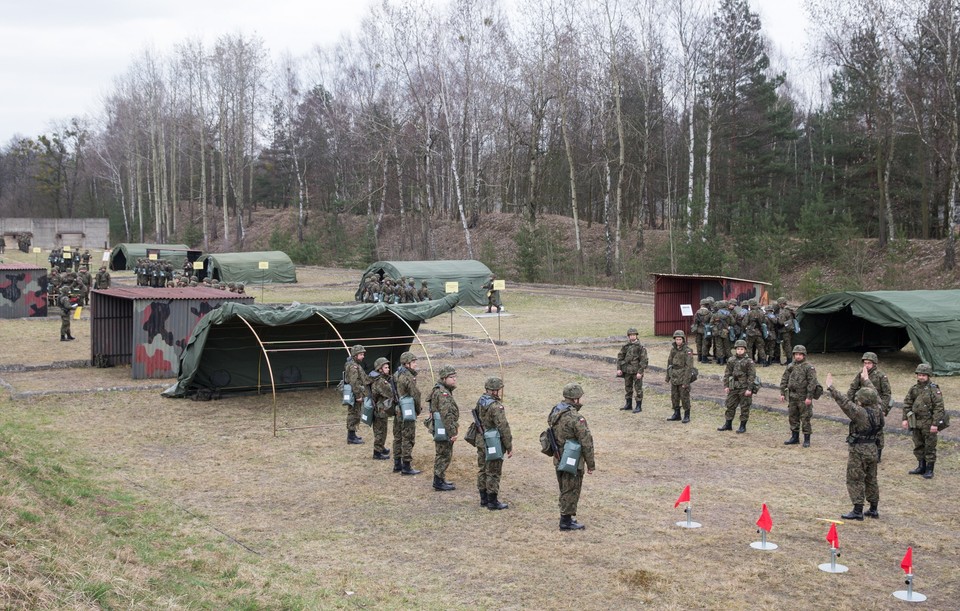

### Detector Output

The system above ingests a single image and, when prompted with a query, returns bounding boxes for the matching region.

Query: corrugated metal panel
[654,276,697,336]
[91,290,133,367]
[651,272,772,286]
[101,286,245,300]
[0,264,47,318]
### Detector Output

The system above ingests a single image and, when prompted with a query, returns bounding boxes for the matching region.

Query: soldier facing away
[549,383,595,531]
[58,292,77,341]
[780,345,820,447]
[616,327,649,413]
[392,352,422,475]
[475,376,512,510]
[343,345,369,445]
[719,339,756,433]
[482,274,502,313]
[846,352,891,462]
[902,363,946,479]
[666,330,695,423]
[428,365,460,491]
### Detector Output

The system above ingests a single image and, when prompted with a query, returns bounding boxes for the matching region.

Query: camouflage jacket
[828,378,884,442]
[617,341,649,374]
[724,354,756,390]
[777,306,795,331]
[903,381,946,428]
[846,367,892,415]
[692,306,711,334]
[548,401,595,471]
[666,342,695,385]
[344,357,370,400]
[711,308,732,332]
[745,307,766,337]
[394,366,421,414]
[370,372,396,411]
[780,360,818,400]
[429,382,459,438]
[477,394,512,453]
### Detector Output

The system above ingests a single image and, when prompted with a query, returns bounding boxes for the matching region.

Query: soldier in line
[825,367,883,520]
[418,280,430,301]
[343,345,368,445]
[393,352,422,475]
[692,298,711,363]
[719,339,756,433]
[77,266,93,305]
[368,357,394,461]
[666,330,695,423]
[776,297,795,363]
[763,306,779,366]
[846,352,892,462]
[475,376,512,510]
[483,274,502,313]
[428,365,460,491]
[548,383,595,531]
[58,290,77,341]
[744,299,768,366]
[780,345,820,447]
[902,363,947,479]
[616,327,648,413]
[711,300,733,364]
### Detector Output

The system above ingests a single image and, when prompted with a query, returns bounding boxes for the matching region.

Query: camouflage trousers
[787,398,813,434]
[746,335,766,362]
[372,412,389,453]
[694,332,709,358]
[477,449,504,494]
[346,400,361,433]
[622,372,644,402]
[846,443,879,505]
[392,417,416,461]
[434,440,454,479]
[780,330,793,359]
[671,384,691,412]
[60,317,71,337]
[724,389,752,422]
[555,469,584,516]
[713,336,731,361]
[911,428,939,464]
[765,337,779,364]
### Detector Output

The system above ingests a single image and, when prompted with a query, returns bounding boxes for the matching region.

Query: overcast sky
[0,0,810,144]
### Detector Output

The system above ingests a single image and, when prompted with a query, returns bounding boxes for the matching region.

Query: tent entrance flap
[800,305,911,354]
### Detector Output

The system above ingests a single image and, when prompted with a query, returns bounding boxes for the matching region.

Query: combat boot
[682,409,690,424]
[802,434,811,448]
[736,421,747,433]
[908,460,926,475]
[373,449,390,460]
[923,463,935,479]
[717,420,733,431]
[632,400,643,413]
[67,334,76,340]
[841,504,864,521]
[432,475,455,491]
[60,334,68,341]
[479,490,489,507]
[783,431,800,445]
[559,515,585,531]
[401,461,421,476]
[393,458,402,473]
[347,431,364,444]
[620,398,633,411]
[864,503,879,519]
[486,493,508,510]
[667,408,681,421]
[762,358,770,367]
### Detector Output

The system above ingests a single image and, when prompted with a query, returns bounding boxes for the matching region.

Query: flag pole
[894,570,927,602]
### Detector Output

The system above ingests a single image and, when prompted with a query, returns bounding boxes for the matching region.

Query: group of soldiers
[134,258,179,287]
[48,247,92,273]
[49,265,110,308]
[357,275,431,304]
[690,296,797,366]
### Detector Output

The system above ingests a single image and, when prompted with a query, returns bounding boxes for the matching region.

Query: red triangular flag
[901,547,913,573]
[674,485,691,508]
[756,503,773,532]
[825,523,839,549]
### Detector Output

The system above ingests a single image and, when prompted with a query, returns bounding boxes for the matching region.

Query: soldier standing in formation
[846,352,892,462]
[58,291,77,341]
[902,363,946,479]
[94,266,111,289]
[666,330,695,423]
[548,383,595,531]
[475,377,512,510]
[719,339,755,433]
[428,365,460,491]
[616,327,648,413]
[826,367,884,521]
[368,357,394,461]
[780,345,820,447]
[343,345,368,445]
[393,352,422,475]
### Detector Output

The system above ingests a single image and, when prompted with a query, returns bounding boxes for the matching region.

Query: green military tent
[795,290,960,375]
[109,243,200,271]
[197,251,297,284]
[162,294,460,398]
[355,260,493,306]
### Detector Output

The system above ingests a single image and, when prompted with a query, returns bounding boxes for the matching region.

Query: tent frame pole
[455,305,505,382]
[235,315,278,434]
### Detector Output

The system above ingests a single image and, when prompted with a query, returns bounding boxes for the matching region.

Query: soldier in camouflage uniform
[776,298,795,363]
[483,274,502,313]
[368,357,394,461]
[392,352,422,476]
[418,280,430,301]
[710,301,733,364]
[548,383,595,531]
[428,365,459,491]
[846,352,892,462]
[780,345,820,447]
[616,327,649,412]
[763,306,779,366]
[691,299,711,363]
[744,299,768,366]
[59,291,77,341]
[720,339,756,433]
[475,376,512,510]
[826,368,883,520]
[666,330,695,423]
[343,345,368,445]
[902,363,947,479]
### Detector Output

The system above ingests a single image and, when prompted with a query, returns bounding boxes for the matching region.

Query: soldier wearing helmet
[775,297,796,361]
[368,357,394,461]
[902,363,946,479]
[616,327,649,413]
[428,365,460,491]
[343,345,369,445]
[710,300,733,364]
[744,298,768,366]
[482,274,502,313]
[666,330,696,423]
[779,345,821,447]
[846,352,892,462]
[392,352,422,475]
[692,298,713,364]
[719,339,756,433]
[825,366,884,520]
[474,376,513,510]
[548,382,595,531]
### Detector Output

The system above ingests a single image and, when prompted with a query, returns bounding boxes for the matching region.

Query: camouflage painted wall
[0,266,47,318]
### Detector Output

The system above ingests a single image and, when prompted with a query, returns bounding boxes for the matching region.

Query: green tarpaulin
[356,260,493,306]
[795,290,960,375]
[109,243,195,271]
[198,251,297,284]
[162,294,460,398]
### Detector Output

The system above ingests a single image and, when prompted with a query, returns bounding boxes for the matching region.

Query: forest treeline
[0,0,958,281]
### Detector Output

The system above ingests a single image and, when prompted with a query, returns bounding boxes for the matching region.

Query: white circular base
[676,520,702,529]
[893,591,927,602]
[750,541,778,551]
[818,562,849,573]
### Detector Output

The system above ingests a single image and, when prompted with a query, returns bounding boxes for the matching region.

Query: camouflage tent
[355,259,493,306]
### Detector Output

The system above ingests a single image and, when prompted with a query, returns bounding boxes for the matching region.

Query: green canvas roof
[356,259,493,306]
[162,294,460,398]
[109,243,193,270]
[198,251,297,284]
[795,290,960,375]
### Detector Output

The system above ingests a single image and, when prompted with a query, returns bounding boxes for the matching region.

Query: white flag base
[893,591,927,602]
[750,541,778,550]
[818,562,848,573]
[676,520,702,529]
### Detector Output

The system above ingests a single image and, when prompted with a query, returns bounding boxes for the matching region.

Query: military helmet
[562,382,584,399]
[399,351,417,364]
[484,376,504,391]
[855,387,879,404]
[373,357,389,370]
[792,345,807,355]
[673,330,686,338]
[627,327,639,335]
[748,298,758,306]
[777,297,787,305]
[915,363,933,375]
[704,296,715,304]
[861,352,879,364]
[700,299,708,305]
[734,339,747,348]
[438,365,457,379]
[349,344,366,357]
[237,282,244,289]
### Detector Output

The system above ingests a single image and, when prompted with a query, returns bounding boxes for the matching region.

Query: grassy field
[1,259,958,609]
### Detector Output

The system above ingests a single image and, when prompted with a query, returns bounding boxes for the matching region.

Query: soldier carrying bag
[557,439,582,474]
[483,428,504,461]
[341,381,354,406]
[432,411,449,442]
[360,395,375,426]
[399,395,417,422]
